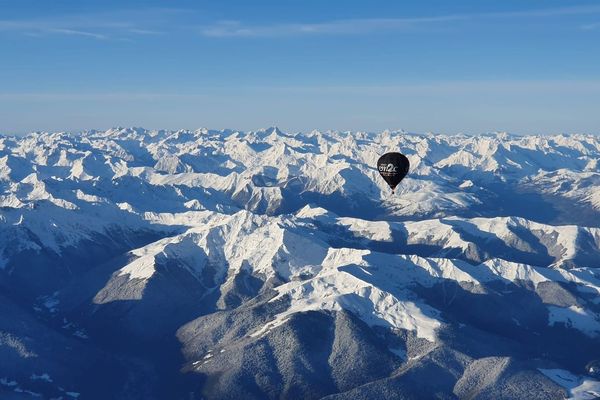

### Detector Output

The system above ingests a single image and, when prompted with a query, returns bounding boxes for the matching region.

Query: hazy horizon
[2,122,600,137]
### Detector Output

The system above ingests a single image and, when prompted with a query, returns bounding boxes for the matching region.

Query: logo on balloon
[378,163,398,173]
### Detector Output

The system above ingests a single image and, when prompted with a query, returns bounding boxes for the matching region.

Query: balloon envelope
[377,152,410,192]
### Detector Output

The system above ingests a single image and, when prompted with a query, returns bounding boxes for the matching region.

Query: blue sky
[1,0,600,135]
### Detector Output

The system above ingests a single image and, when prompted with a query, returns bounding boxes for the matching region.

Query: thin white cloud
[201,15,467,37]
[490,4,600,18]
[127,28,164,35]
[201,4,600,38]
[0,18,130,40]
[46,28,108,40]
[0,8,186,40]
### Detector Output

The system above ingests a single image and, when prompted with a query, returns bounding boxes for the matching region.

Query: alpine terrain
[1,127,600,400]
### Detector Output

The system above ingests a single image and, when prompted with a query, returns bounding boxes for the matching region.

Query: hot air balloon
[377,152,410,193]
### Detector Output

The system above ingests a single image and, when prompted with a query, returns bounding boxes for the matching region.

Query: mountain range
[1,127,600,399]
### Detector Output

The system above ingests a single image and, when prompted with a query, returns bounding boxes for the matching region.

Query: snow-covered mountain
[1,128,600,399]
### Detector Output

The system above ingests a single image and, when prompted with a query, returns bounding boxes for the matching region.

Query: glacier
[1,127,600,399]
